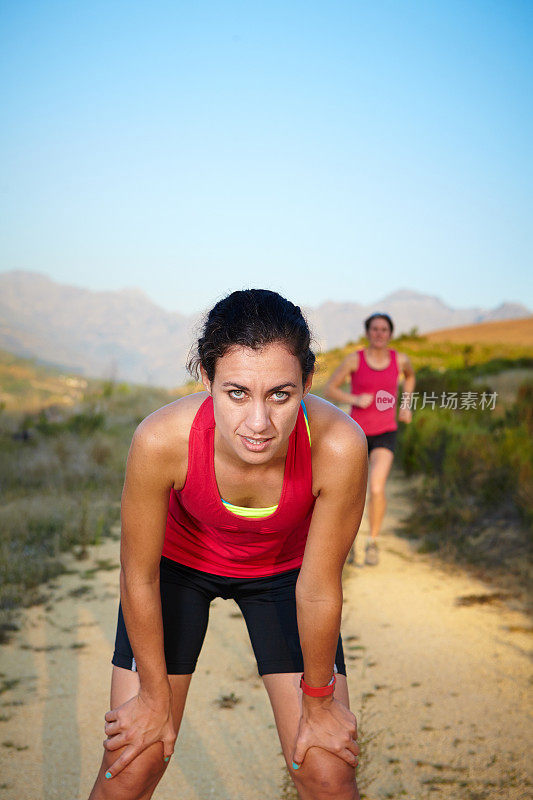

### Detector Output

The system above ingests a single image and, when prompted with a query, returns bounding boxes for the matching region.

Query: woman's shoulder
[304,394,366,458]
[332,349,361,371]
[344,349,361,368]
[304,395,367,494]
[393,350,412,370]
[132,391,209,459]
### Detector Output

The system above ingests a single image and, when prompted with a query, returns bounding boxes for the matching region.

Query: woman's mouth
[239,435,272,452]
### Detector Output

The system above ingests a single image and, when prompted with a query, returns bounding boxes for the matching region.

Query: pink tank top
[350,349,399,436]
[162,397,316,577]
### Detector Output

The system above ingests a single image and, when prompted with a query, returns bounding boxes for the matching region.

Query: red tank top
[162,397,316,577]
[350,349,399,436]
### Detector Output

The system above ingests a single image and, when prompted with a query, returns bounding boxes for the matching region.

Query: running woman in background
[325,313,415,566]
[89,290,367,800]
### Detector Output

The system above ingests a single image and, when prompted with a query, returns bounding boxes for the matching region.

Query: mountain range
[0,271,529,387]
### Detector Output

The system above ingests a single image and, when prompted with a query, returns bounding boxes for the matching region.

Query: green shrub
[396,378,532,576]
[36,410,106,436]
[318,355,532,581]
[65,412,105,435]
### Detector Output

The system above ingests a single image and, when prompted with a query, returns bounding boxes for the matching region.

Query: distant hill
[425,316,533,346]
[305,290,529,351]
[0,271,530,386]
[0,271,193,387]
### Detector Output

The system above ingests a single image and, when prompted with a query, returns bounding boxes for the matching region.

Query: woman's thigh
[262,673,359,799]
[110,665,192,720]
[262,672,350,759]
[235,569,346,677]
[113,560,216,676]
[368,447,394,494]
[91,667,192,800]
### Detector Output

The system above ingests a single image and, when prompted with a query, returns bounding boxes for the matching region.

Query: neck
[367,344,389,355]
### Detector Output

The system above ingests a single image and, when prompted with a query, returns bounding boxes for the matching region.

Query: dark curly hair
[364,312,394,335]
[188,289,316,386]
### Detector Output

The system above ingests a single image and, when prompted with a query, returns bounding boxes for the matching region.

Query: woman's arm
[324,352,372,408]
[293,401,368,767]
[102,406,188,778]
[119,425,174,698]
[397,352,416,424]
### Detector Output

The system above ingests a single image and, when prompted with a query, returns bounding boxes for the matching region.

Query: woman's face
[201,341,312,465]
[367,318,392,347]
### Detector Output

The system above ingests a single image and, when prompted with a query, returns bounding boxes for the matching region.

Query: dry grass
[0,379,177,641]
[312,331,533,397]
[425,315,533,346]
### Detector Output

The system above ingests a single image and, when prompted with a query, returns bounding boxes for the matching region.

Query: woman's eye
[272,391,289,401]
[229,390,245,399]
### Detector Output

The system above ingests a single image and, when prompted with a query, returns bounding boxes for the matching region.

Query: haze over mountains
[0,271,529,387]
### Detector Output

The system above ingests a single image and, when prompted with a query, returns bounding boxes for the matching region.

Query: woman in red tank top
[325,313,416,566]
[89,290,367,800]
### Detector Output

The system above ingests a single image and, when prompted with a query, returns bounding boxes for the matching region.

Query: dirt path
[0,473,531,800]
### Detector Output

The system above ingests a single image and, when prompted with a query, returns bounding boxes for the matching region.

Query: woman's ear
[200,365,212,394]
[303,370,314,396]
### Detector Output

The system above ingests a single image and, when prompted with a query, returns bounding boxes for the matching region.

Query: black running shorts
[366,429,397,455]
[112,556,346,677]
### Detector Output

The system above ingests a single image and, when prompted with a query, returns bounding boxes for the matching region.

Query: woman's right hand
[353,393,374,408]
[102,688,176,778]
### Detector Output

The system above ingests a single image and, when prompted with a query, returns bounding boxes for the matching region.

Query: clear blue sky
[1,0,532,314]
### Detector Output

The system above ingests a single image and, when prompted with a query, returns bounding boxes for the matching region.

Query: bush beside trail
[396,371,532,592]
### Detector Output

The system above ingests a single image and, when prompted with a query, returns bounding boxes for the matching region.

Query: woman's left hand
[291,695,359,769]
[398,407,412,424]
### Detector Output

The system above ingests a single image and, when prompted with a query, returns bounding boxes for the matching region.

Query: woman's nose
[245,402,270,433]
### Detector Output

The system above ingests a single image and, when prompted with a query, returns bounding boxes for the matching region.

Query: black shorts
[366,429,397,455]
[112,557,346,677]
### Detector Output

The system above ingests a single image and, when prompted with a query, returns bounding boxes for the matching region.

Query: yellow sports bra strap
[221,500,277,518]
[301,399,311,445]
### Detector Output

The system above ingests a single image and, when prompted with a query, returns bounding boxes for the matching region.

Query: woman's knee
[291,748,357,800]
[369,482,386,498]
[97,744,167,799]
